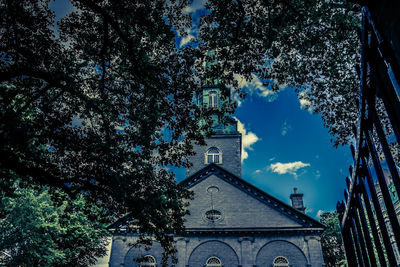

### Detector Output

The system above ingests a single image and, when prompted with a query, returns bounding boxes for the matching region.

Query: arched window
[206,256,222,267]
[273,256,289,267]
[205,147,222,164]
[209,91,218,108]
[140,255,156,267]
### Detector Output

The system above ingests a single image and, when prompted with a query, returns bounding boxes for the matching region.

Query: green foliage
[320,211,346,267]
[198,0,398,157]
[1,1,198,263]
[198,0,361,146]
[0,186,109,266]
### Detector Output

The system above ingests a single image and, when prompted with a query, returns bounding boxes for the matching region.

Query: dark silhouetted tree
[3,0,396,265]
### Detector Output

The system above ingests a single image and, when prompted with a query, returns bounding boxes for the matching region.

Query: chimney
[290,187,306,212]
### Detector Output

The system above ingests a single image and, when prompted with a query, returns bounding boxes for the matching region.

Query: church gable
[182,164,324,230]
[185,174,302,229]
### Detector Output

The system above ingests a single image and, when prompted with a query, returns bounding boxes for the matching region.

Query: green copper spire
[198,87,238,135]
[198,51,238,135]
[203,50,219,88]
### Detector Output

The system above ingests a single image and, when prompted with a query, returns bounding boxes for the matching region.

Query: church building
[108,85,325,267]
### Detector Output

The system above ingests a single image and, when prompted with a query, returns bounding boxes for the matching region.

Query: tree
[195,0,362,146]
[320,211,346,267]
[198,0,397,161]
[1,1,202,263]
[1,0,394,264]
[0,187,109,266]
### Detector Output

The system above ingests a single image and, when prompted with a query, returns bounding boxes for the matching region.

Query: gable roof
[108,163,324,232]
[180,163,325,230]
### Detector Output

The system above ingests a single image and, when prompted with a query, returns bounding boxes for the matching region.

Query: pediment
[181,164,324,231]
[108,164,324,232]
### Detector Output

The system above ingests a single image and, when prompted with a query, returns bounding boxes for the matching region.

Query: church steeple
[196,50,239,135]
[187,54,242,177]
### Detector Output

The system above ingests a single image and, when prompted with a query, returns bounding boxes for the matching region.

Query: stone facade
[110,234,323,267]
[109,164,325,267]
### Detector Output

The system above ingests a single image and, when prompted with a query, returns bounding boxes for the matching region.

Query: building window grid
[205,147,222,164]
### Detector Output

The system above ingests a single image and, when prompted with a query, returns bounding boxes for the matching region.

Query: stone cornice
[184,227,324,236]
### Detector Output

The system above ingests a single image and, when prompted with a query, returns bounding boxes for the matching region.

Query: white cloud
[316,210,324,219]
[281,120,291,136]
[178,0,205,47]
[255,169,262,173]
[178,27,196,47]
[315,170,321,179]
[233,73,278,103]
[183,0,205,13]
[231,90,243,107]
[298,91,313,113]
[269,157,275,161]
[299,98,312,110]
[180,34,195,47]
[269,161,310,179]
[235,117,259,162]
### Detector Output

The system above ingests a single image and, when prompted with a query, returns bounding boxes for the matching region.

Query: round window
[205,209,222,222]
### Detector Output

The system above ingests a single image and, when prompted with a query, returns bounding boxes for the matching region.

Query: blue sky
[50,0,353,220]
[232,87,352,219]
